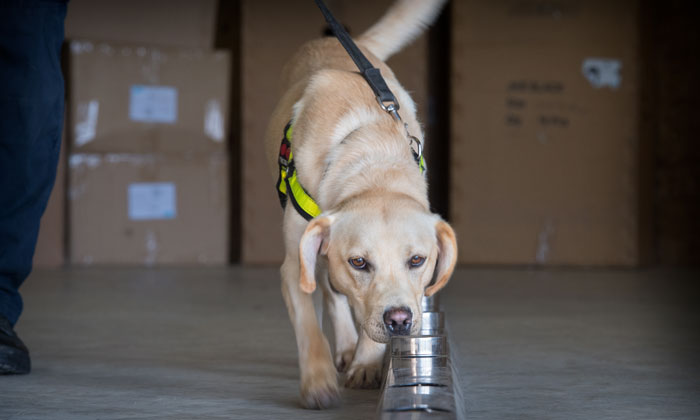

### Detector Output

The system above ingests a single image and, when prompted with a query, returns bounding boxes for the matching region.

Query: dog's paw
[344,361,383,389]
[300,363,340,409]
[335,347,355,372]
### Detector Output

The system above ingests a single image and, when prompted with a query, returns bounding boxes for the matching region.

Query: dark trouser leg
[0,1,67,326]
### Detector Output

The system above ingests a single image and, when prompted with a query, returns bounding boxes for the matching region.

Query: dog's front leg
[344,328,386,389]
[281,256,339,408]
[281,212,339,409]
[318,269,358,372]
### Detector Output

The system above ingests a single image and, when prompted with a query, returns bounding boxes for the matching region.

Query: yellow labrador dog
[264,0,455,409]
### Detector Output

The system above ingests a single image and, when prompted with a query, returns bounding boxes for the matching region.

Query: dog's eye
[348,257,367,270]
[409,255,425,267]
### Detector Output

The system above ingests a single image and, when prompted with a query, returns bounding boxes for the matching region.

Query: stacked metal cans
[377,295,462,419]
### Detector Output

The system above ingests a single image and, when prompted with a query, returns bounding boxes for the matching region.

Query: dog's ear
[298,216,334,294]
[425,220,457,297]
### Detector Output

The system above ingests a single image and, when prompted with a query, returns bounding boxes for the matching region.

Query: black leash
[312,0,426,173]
[313,0,402,119]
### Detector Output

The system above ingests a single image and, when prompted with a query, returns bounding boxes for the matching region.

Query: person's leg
[0,0,67,374]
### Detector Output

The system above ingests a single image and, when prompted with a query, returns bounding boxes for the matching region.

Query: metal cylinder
[391,355,449,371]
[390,335,447,358]
[420,311,445,335]
[381,410,455,420]
[380,386,457,418]
[389,366,453,388]
[385,356,450,388]
[421,295,440,312]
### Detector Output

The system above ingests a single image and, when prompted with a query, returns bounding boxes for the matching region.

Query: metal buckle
[375,96,423,169]
[409,135,423,160]
[376,96,402,122]
[285,159,296,178]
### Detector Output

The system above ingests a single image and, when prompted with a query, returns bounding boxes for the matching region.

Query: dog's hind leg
[318,266,358,372]
[280,209,340,409]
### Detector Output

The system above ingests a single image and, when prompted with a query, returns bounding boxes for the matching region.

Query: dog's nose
[383,307,413,336]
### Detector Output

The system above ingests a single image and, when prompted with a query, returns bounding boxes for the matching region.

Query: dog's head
[298,193,457,343]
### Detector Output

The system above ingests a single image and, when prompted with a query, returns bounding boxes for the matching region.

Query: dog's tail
[358,0,447,61]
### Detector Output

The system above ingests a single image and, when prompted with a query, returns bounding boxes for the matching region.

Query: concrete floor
[1,267,699,419]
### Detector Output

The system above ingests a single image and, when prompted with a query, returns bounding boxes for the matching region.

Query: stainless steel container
[391,355,449,371]
[381,410,455,420]
[419,311,445,335]
[421,295,440,312]
[387,357,451,387]
[380,386,457,418]
[390,335,448,358]
[378,295,461,419]
[388,366,453,388]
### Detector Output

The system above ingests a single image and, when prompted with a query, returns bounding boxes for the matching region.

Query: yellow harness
[276,122,425,221]
[276,123,322,221]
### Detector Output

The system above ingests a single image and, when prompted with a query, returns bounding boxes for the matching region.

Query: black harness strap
[314,0,400,113]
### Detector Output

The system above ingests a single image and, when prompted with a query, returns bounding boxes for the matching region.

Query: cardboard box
[451,0,640,265]
[240,0,430,264]
[65,0,218,49]
[69,153,229,265]
[68,40,230,154]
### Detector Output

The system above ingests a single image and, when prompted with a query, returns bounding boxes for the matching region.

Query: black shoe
[0,315,30,375]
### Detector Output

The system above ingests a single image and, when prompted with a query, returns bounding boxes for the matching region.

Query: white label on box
[128,183,177,220]
[204,99,224,142]
[129,85,178,123]
[74,100,99,146]
[581,58,622,89]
